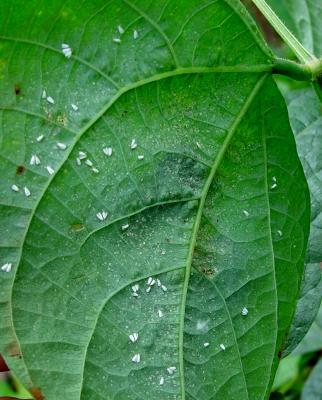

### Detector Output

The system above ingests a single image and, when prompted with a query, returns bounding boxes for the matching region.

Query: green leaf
[283,263,322,356]
[293,304,322,355]
[301,359,322,400]
[266,0,322,58]
[282,88,322,356]
[0,1,310,399]
[287,89,322,265]
[0,374,32,400]
[272,354,300,392]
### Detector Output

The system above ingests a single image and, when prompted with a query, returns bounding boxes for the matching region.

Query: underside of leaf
[0,1,310,399]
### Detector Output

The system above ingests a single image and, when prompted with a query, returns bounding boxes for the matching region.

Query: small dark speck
[14,84,21,95]
[16,165,26,175]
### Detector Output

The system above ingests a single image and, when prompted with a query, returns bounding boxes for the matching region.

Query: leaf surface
[0,1,310,399]
[293,303,322,355]
[267,0,322,57]
[301,359,322,400]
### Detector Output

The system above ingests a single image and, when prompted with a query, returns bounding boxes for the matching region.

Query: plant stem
[251,0,315,63]
[273,58,322,82]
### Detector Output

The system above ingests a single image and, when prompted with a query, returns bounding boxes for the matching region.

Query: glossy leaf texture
[267,0,322,58]
[0,1,310,399]
[281,88,322,356]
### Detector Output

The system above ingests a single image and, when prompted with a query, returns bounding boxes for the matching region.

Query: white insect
[24,186,31,197]
[130,139,137,150]
[277,230,283,237]
[132,284,139,293]
[36,135,44,142]
[11,184,19,192]
[146,286,151,293]
[46,96,55,104]
[76,158,81,166]
[272,176,277,182]
[96,211,108,221]
[157,309,163,318]
[161,285,167,292]
[57,142,67,150]
[46,166,54,175]
[118,25,125,34]
[30,154,41,166]
[147,277,156,286]
[129,333,139,343]
[157,279,161,287]
[167,366,176,375]
[241,307,248,316]
[1,263,12,273]
[92,167,99,174]
[137,155,144,160]
[159,377,164,385]
[103,147,113,156]
[122,223,129,231]
[61,43,72,58]
[220,343,226,351]
[71,104,78,111]
[132,292,139,297]
[243,210,249,217]
[85,159,93,167]
[78,151,87,159]
[42,89,47,99]
[113,38,121,43]
[132,353,140,363]
[271,183,277,189]
[133,29,139,39]
[204,342,210,348]
[196,142,202,149]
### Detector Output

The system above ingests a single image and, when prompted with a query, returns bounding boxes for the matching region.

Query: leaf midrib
[7,68,269,397]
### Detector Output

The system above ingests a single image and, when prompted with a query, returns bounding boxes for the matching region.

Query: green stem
[251,0,315,63]
[273,58,322,82]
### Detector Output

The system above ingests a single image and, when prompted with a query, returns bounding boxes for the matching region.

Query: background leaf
[257,0,322,355]
[282,88,322,356]
[293,304,322,355]
[266,0,322,57]
[301,359,322,400]
[0,1,310,399]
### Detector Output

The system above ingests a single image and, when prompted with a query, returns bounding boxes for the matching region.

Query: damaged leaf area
[0,1,310,399]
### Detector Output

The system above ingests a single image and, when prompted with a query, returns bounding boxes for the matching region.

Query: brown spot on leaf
[200,267,215,277]
[30,387,45,400]
[5,341,22,358]
[16,165,26,175]
[71,223,84,231]
[14,84,21,95]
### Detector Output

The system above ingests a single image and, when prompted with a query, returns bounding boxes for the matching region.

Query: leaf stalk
[272,58,322,83]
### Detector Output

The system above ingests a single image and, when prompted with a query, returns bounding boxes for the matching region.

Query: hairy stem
[251,0,315,63]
